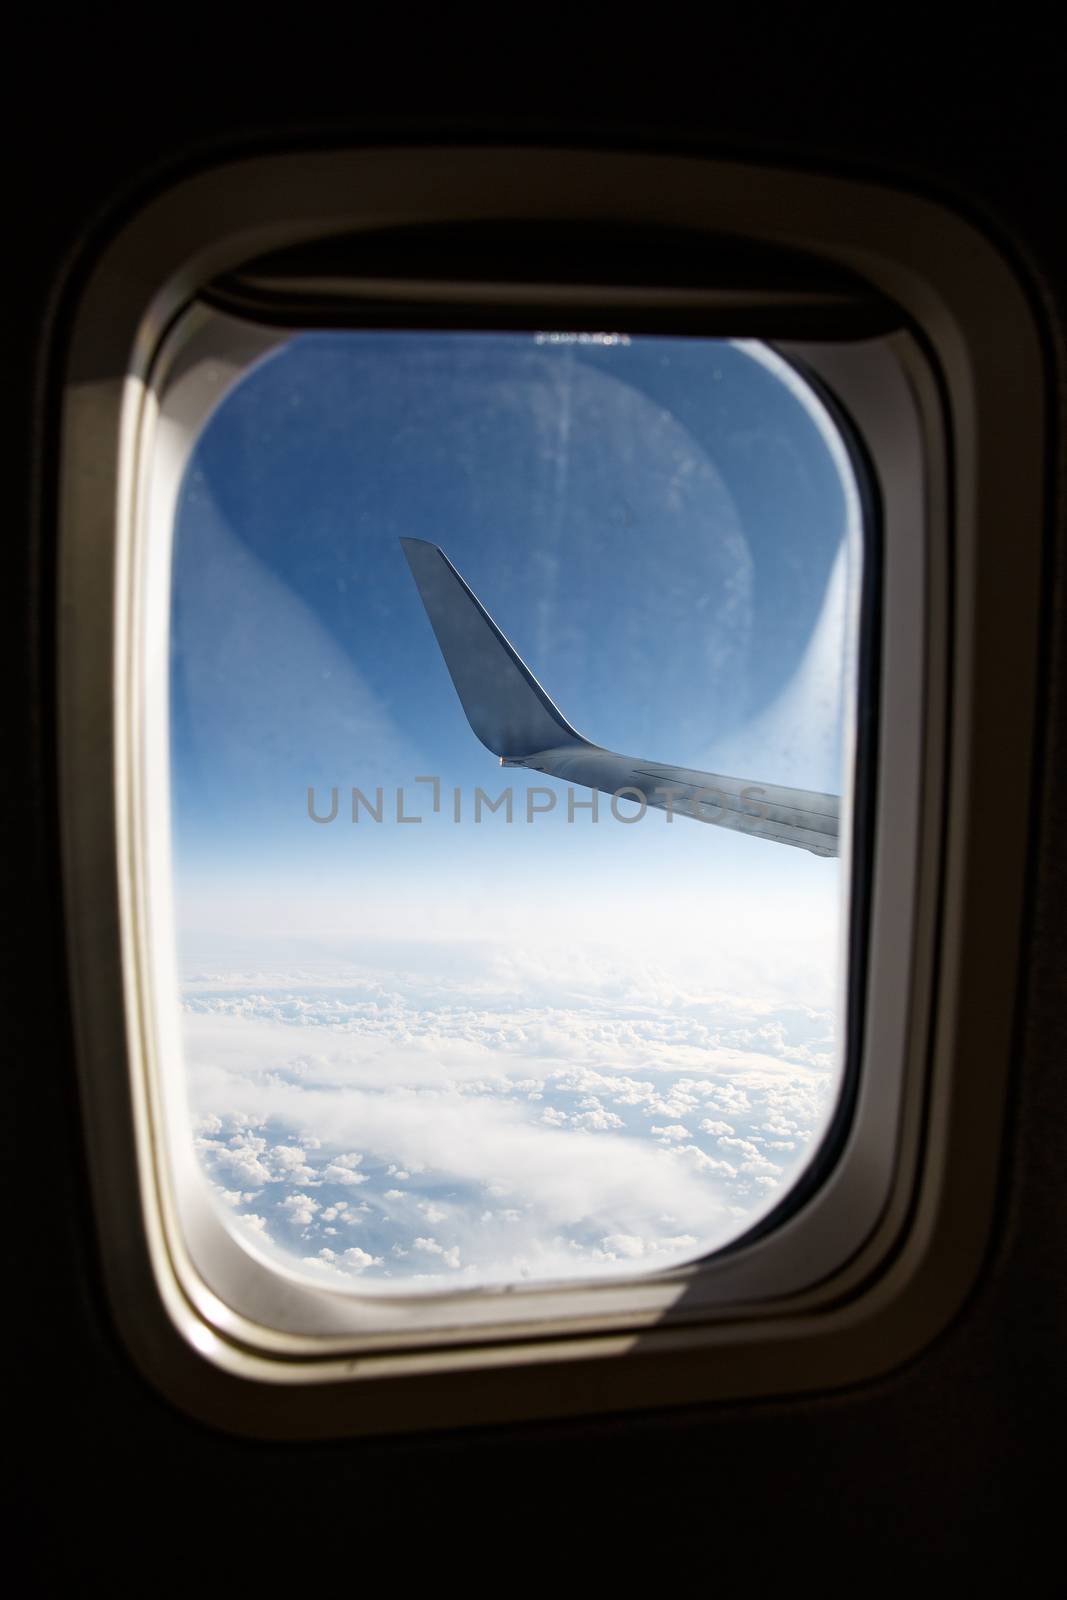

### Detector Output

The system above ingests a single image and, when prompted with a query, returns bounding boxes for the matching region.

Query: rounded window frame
[57,147,1044,1435]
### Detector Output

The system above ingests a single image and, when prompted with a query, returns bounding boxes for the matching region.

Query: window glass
[171,330,861,1291]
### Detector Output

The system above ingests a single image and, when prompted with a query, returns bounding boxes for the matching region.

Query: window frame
[57,147,1044,1436]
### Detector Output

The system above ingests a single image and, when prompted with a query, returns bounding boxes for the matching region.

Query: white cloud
[600,1234,646,1259]
[237,1213,272,1243]
[270,1144,317,1181]
[413,1237,462,1269]
[217,1187,259,1207]
[321,1163,369,1187]
[280,1193,320,1227]
[341,1247,383,1272]
[572,1108,624,1131]
[182,940,838,1291]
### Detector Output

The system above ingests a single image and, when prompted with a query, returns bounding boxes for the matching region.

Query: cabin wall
[7,35,1065,1579]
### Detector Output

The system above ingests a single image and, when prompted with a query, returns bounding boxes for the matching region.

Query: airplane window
[171,329,862,1292]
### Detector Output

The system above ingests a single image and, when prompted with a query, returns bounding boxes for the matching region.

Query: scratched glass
[171,330,862,1291]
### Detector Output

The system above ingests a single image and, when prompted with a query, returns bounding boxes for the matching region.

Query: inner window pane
[171,329,861,1291]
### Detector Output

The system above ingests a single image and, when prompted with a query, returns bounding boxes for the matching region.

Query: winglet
[400,539,585,759]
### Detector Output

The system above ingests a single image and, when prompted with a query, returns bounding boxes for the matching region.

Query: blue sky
[171,332,856,933]
[169,330,860,1289]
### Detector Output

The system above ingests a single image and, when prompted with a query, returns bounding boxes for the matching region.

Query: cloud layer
[183,941,838,1291]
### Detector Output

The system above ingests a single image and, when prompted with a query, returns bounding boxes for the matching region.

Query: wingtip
[397,534,585,757]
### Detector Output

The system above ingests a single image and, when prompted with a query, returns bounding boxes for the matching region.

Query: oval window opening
[169,329,863,1292]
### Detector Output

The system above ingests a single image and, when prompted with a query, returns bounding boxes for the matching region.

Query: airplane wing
[400,538,839,857]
